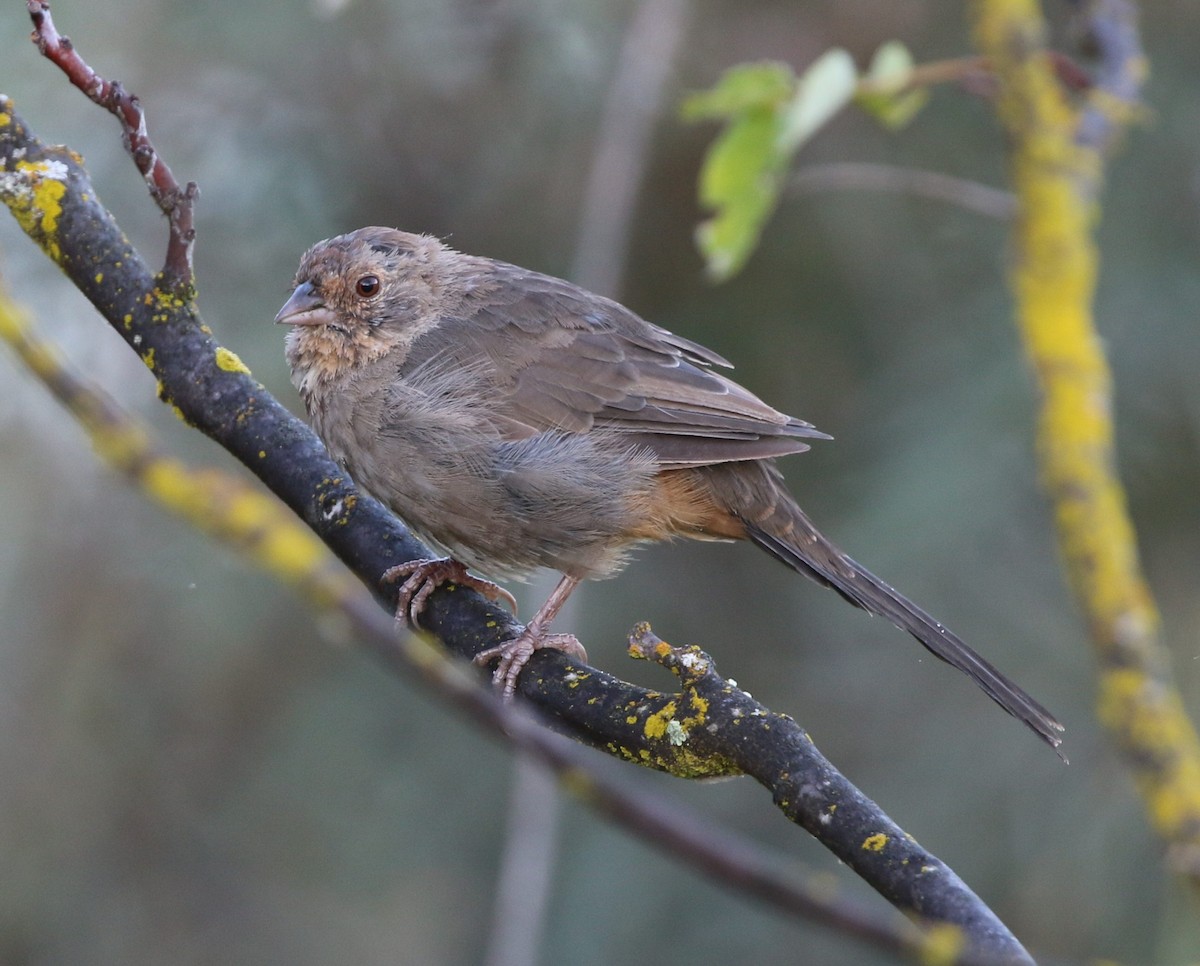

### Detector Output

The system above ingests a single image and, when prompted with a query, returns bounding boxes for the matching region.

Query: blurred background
[1,0,1198,963]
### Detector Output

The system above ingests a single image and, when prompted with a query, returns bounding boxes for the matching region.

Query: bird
[276,226,1064,753]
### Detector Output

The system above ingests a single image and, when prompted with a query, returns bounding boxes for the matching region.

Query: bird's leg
[382,557,518,627]
[474,574,587,698]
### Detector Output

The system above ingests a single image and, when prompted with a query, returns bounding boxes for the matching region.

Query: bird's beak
[275,281,335,327]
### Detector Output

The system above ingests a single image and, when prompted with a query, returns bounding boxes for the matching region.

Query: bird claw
[474,631,588,699]
[383,561,585,698]
[381,557,518,627]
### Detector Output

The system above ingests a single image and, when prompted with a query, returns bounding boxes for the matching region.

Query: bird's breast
[309,365,662,581]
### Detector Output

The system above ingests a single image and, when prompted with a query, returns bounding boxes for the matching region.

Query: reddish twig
[27,0,197,291]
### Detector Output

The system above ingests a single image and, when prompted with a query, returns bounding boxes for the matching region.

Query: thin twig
[487,5,694,959]
[790,162,1017,220]
[27,0,197,290]
[483,756,561,966]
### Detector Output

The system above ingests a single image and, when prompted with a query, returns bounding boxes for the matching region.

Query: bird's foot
[381,557,518,626]
[474,631,588,699]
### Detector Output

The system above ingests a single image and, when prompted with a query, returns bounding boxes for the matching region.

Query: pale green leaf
[857,41,929,130]
[776,48,858,154]
[865,40,915,93]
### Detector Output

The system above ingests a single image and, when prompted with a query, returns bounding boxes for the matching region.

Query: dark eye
[355,275,381,298]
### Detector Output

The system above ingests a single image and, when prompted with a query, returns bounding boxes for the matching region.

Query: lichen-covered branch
[972,0,1200,877]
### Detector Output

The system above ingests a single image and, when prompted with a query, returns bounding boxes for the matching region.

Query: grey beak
[275,281,335,326]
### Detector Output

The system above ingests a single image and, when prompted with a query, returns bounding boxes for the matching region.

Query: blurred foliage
[684,53,856,281]
[1,1,1199,964]
[856,41,931,130]
[685,42,931,281]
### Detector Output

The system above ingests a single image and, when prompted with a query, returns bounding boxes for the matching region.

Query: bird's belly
[347,426,662,581]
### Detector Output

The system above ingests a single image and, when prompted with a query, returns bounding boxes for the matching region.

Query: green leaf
[681,61,794,121]
[856,41,930,131]
[686,52,864,278]
[859,87,929,129]
[777,48,858,154]
[686,51,859,281]
[694,107,784,281]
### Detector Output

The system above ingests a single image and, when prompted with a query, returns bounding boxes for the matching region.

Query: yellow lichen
[0,296,29,343]
[150,287,185,311]
[862,833,888,852]
[558,767,595,800]
[1098,669,1200,835]
[215,346,251,375]
[3,159,69,262]
[644,701,677,740]
[918,923,966,966]
[399,632,446,672]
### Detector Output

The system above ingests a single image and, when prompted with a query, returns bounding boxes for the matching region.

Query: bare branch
[27,0,197,290]
[790,162,1017,220]
[0,93,1040,965]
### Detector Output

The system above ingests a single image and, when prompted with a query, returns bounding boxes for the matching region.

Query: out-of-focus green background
[2,1,1198,963]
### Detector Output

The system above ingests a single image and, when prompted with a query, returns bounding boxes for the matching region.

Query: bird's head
[277,226,454,393]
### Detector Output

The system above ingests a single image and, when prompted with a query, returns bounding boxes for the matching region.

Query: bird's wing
[412,261,828,469]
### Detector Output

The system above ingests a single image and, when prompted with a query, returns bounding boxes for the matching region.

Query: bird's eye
[355,275,381,298]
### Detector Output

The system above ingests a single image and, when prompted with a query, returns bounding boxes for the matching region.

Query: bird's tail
[725,471,1065,756]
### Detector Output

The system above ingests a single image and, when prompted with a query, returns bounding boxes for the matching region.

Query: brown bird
[277,226,1064,752]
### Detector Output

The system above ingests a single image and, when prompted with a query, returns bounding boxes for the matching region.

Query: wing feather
[411,259,829,467]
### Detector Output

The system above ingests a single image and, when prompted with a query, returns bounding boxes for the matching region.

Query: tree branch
[972,0,1200,879]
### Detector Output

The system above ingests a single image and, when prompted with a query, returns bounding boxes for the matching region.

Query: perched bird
[277,226,1064,752]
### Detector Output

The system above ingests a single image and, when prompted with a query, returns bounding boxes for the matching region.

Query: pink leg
[382,558,518,627]
[473,574,588,698]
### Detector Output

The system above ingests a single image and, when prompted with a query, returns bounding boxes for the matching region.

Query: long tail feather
[744,515,1066,757]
